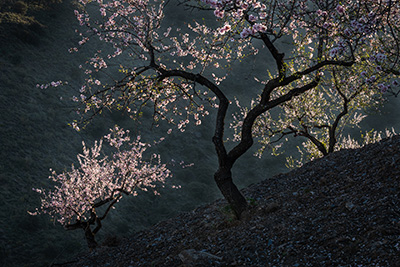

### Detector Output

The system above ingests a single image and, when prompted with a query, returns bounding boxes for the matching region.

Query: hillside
[57,135,400,266]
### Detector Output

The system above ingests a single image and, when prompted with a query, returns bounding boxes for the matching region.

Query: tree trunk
[214,167,248,219]
[83,224,98,250]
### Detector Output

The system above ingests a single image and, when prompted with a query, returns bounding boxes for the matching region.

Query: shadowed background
[0,1,399,266]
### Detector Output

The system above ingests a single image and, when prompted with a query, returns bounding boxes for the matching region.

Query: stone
[178,249,222,265]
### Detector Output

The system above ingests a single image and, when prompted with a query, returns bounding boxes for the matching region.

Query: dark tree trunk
[214,167,248,219]
[83,224,98,250]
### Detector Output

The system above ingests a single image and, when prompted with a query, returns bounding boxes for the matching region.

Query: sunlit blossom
[30,126,172,247]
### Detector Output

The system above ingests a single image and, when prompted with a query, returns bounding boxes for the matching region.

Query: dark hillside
[0,0,63,45]
[63,135,400,266]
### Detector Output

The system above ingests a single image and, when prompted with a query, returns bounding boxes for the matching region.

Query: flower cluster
[30,126,171,226]
[36,80,66,89]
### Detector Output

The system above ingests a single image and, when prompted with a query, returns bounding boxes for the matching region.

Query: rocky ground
[56,135,400,266]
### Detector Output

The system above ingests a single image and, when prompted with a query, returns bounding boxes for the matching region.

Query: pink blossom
[336,5,344,14]
[376,53,387,62]
[316,10,328,17]
[100,7,106,16]
[378,83,388,93]
[367,75,377,83]
[219,24,231,35]
[329,47,342,57]
[248,14,257,22]
[214,9,224,18]
[259,12,267,20]
[323,22,331,29]
[343,28,352,37]
[240,27,252,38]
[252,23,267,33]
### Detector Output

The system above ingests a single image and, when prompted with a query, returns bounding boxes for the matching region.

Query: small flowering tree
[30,126,170,249]
[51,0,400,219]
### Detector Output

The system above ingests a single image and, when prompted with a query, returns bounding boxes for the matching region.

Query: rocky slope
[58,135,400,266]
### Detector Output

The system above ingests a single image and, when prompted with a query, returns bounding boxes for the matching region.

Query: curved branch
[259,32,285,78]
[228,77,321,165]
[281,60,354,86]
[155,69,230,165]
[261,60,354,102]
[328,79,349,153]
[296,125,328,156]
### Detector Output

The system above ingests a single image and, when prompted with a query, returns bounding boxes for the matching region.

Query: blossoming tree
[30,126,170,248]
[45,0,400,220]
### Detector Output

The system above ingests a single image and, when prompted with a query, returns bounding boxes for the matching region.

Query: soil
[56,135,400,266]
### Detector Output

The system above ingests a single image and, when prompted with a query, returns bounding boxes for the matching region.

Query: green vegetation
[0,0,63,27]
[0,0,63,44]
[0,11,35,25]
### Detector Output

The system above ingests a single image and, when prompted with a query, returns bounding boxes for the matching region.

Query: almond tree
[63,0,400,219]
[30,126,170,249]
